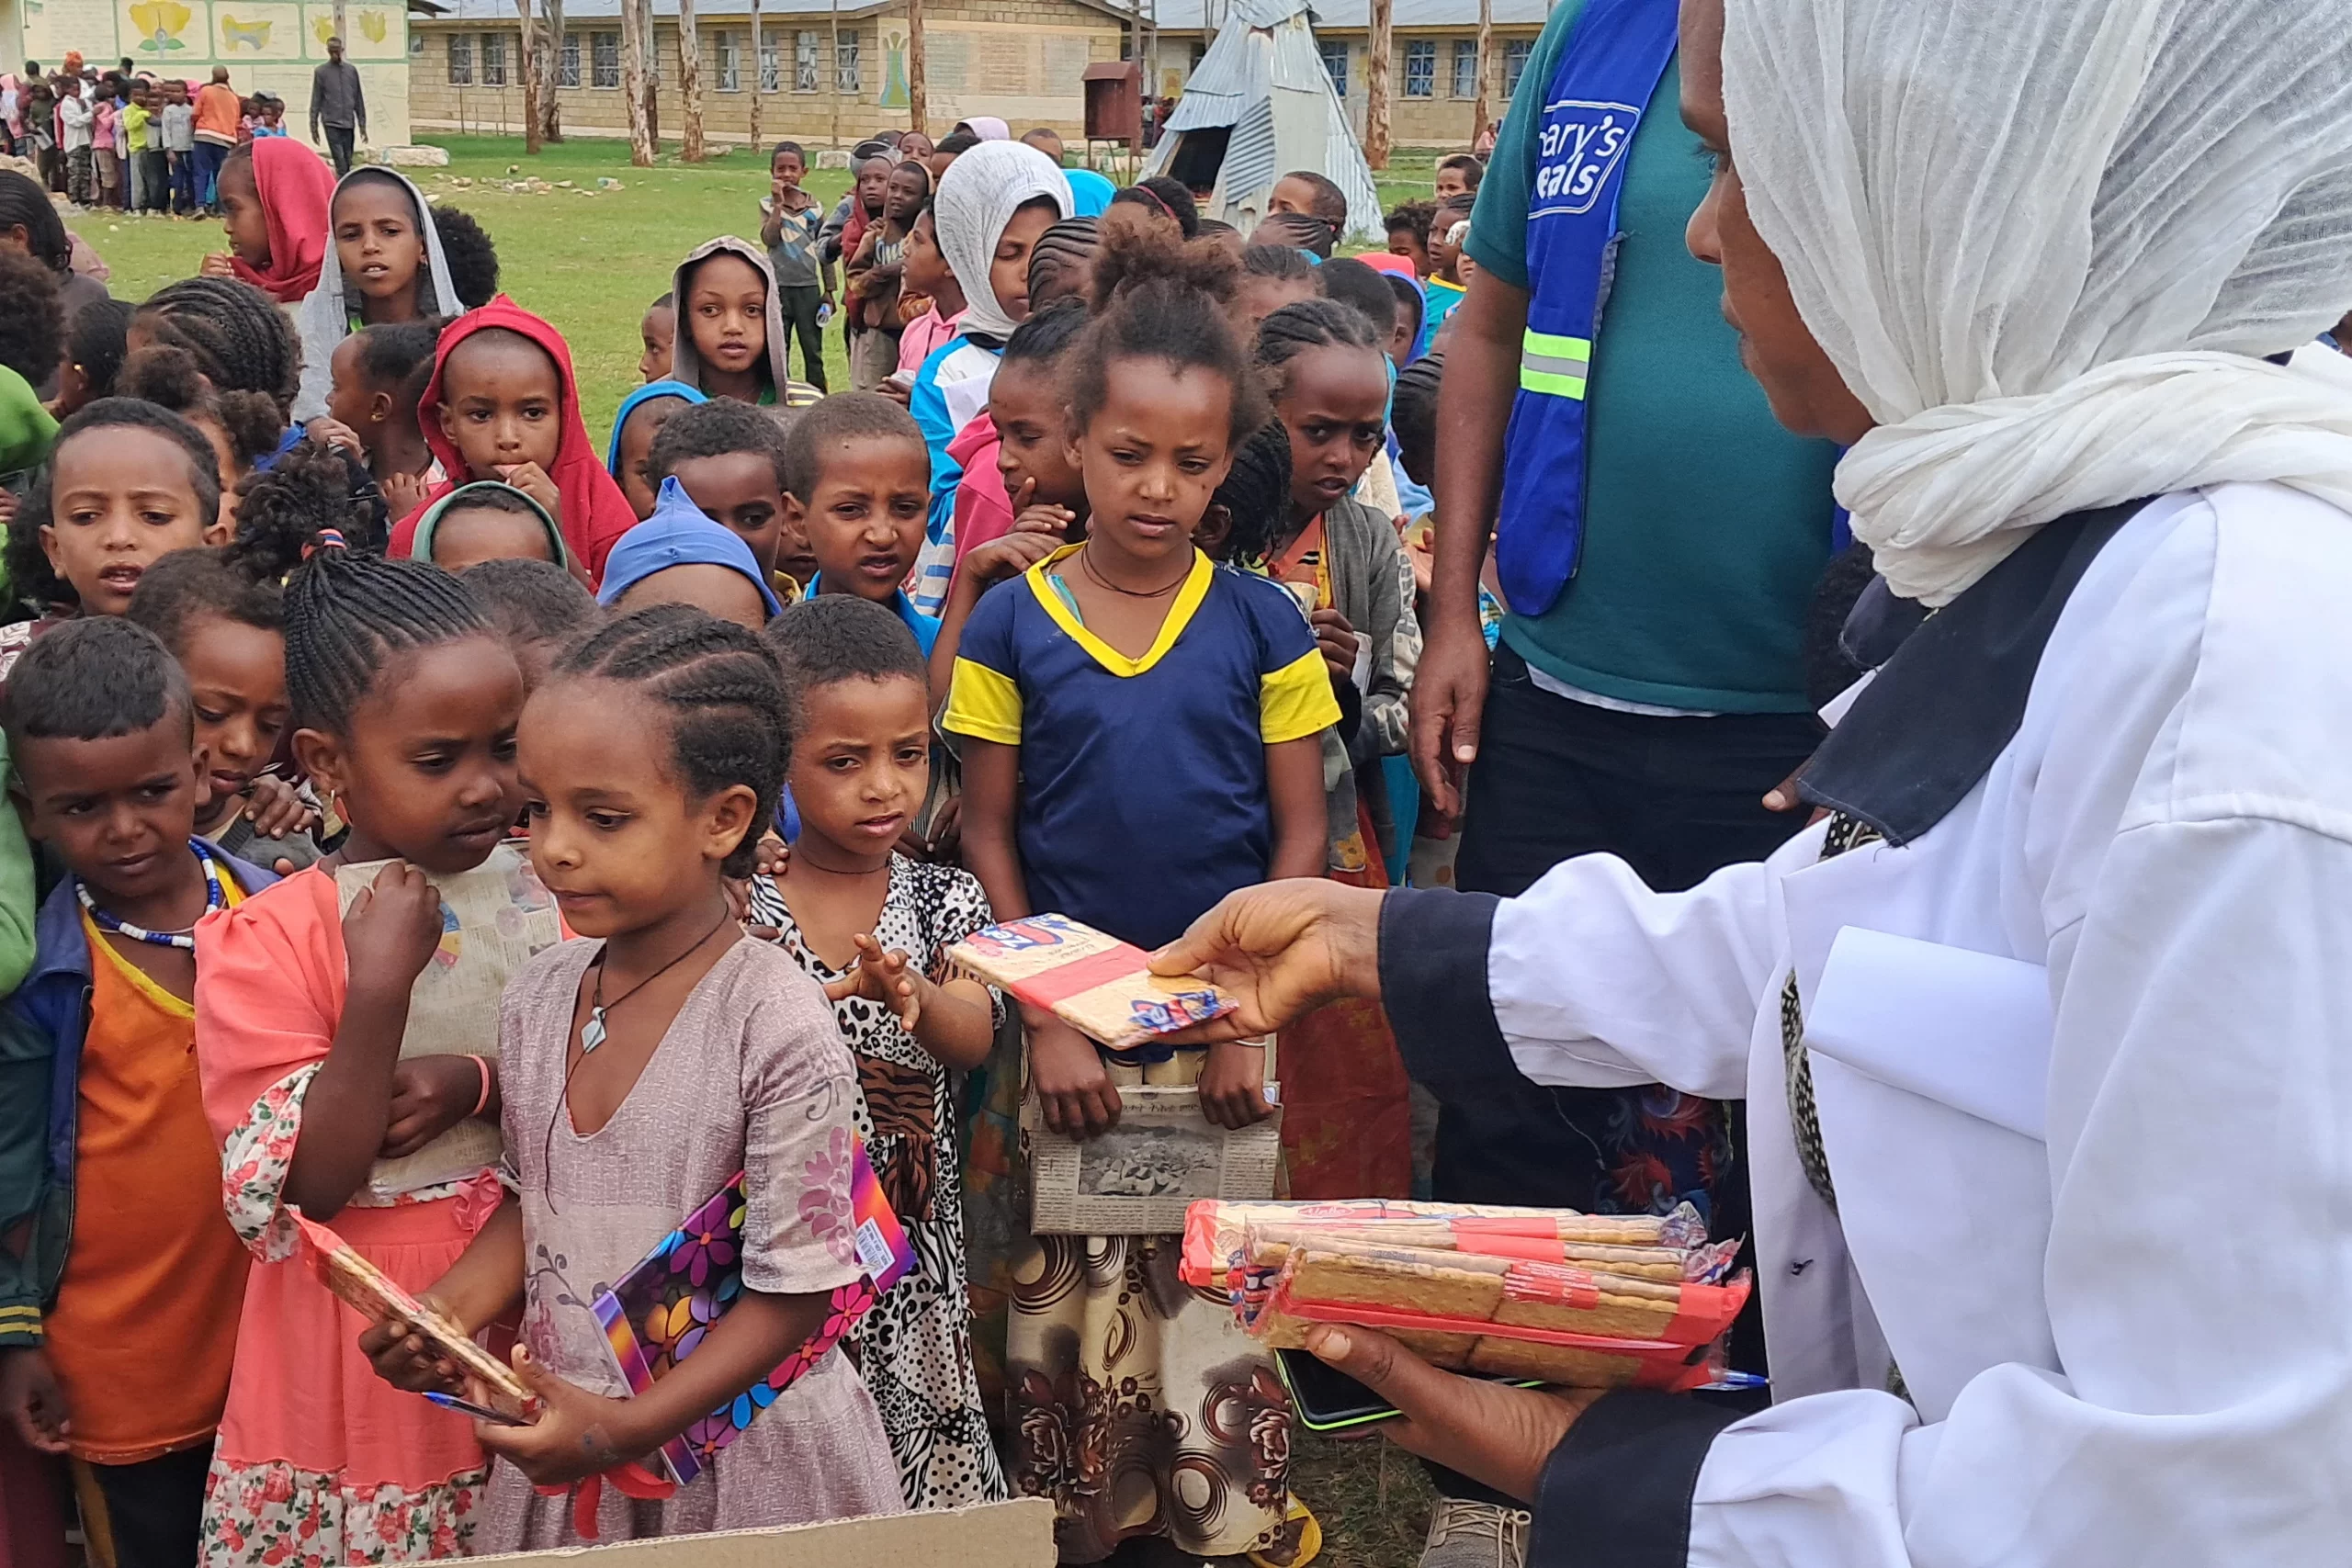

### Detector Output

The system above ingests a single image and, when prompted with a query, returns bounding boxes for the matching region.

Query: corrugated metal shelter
[1141,0,1381,242]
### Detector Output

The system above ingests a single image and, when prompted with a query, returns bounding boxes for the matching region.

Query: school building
[0,0,416,146]
[406,0,1129,145]
[1142,0,1545,149]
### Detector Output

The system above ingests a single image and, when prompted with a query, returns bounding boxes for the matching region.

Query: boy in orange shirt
[0,619,274,1568]
[191,66,241,213]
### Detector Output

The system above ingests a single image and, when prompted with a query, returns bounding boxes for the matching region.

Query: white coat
[1485,482,2352,1564]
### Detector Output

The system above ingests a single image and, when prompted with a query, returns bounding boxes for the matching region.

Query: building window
[794,29,820,91]
[1450,38,1477,98]
[1504,37,1532,99]
[482,31,506,85]
[409,29,424,54]
[1403,39,1435,96]
[759,27,781,91]
[1189,41,1205,77]
[591,28,619,86]
[447,33,473,84]
[1319,39,1348,97]
[717,29,740,90]
[835,29,859,94]
[559,29,581,87]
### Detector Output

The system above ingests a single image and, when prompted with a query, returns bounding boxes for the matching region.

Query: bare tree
[1472,0,1492,150]
[907,0,926,135]
[748,0,763,149]
[640,0,661,148]
[540,0,564,141]
[620,0,653,164]
[514,0,542,152]
[679,0,705,159]
[1365,0,1391,169]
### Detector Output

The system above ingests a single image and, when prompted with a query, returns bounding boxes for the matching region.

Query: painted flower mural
[130,0,194,51]
[220,15,275,51]
[358,9,388,42]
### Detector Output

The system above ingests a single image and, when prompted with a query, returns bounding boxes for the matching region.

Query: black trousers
[776,282,827,392]
[1428,645,1817,1505]
[323,122,356,176]
[90,1445,212,1568]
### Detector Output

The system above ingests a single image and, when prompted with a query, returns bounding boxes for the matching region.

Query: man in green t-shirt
[1404,2,1837,1562]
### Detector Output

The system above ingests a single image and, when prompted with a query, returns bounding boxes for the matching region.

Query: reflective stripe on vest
[1519,328,1592,400]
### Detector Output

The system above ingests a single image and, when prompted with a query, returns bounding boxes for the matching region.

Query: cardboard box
[468,1500,1056,1568]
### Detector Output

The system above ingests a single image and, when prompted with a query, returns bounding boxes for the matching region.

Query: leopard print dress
[748,856,1012,1509]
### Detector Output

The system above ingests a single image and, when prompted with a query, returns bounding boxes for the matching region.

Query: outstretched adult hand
[1146,880,1386,1043]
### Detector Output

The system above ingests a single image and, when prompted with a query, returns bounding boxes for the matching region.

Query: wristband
[467,1055,492,1118]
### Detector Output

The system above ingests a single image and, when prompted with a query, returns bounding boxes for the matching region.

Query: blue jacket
[0,852,275,1348]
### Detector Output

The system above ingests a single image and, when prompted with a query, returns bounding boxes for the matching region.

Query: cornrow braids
[1073,217,1267,448]
[7,399,223,614]
[136,276,301,419]
[556,603,792,878]
[228,443,492,731]
[1025,217,1101,310]
[1254,298,1384,401]
[1207,422,1294,568]
[1391,350,1443,489]
[1240,243,1320,287]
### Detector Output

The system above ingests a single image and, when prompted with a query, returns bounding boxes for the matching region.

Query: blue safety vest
[1492,0,1679,616]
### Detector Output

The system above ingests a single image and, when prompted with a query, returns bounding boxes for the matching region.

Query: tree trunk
[907,0,926,136]
[827,0,840,154]
[748,0,763,151]
[1365,0,1391,170]
[678,0,704,160]
[515,0,542,152]
[1472,0,1492,152]
[620,0,653,164]
[640,0,661,149]
[541,0,564,141]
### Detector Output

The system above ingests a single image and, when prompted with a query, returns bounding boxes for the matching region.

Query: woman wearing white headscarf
[1141,0,2352,1563]
[905,137,1070,615]
[291,165,461,422]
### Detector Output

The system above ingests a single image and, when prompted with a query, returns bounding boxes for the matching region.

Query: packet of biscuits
[296,1212,534,1418]
[946,912,1237,1052]
[1236,1236,1751,1392]
[1181,1198,1726,1292]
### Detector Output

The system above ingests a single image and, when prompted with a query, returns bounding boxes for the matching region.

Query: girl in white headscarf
[905,138,1070,615]
[292,165,460,421]
[1130,1,2352,1563]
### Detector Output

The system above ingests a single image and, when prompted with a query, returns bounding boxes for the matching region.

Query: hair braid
[1253,298,1384,400]
[137,276,301,419]
[557,604,792,877]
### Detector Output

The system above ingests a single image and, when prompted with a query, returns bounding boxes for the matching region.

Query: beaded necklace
[76,838,226,951]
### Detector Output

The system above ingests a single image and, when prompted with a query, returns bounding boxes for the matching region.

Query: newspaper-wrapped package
[296,1212,533,1417]
[1023,1087,1282,1235]
[334,844,565,1201]
[947,913,1236,1052]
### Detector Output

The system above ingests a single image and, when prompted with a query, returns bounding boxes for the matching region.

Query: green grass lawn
[85,136,1449,443]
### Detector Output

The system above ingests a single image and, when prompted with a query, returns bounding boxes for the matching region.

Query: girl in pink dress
[364,604,900,1546]
[194,504,528,1566]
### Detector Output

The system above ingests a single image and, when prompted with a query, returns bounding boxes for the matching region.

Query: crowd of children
[0,114,1468,1568]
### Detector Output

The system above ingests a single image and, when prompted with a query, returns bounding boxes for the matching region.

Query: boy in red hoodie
[387,299,639,581]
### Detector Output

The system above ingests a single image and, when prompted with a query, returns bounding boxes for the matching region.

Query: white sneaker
[1418,1499,1532,1568]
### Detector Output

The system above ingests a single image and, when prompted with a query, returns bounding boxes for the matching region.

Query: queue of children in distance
[0,118,1485,1568]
